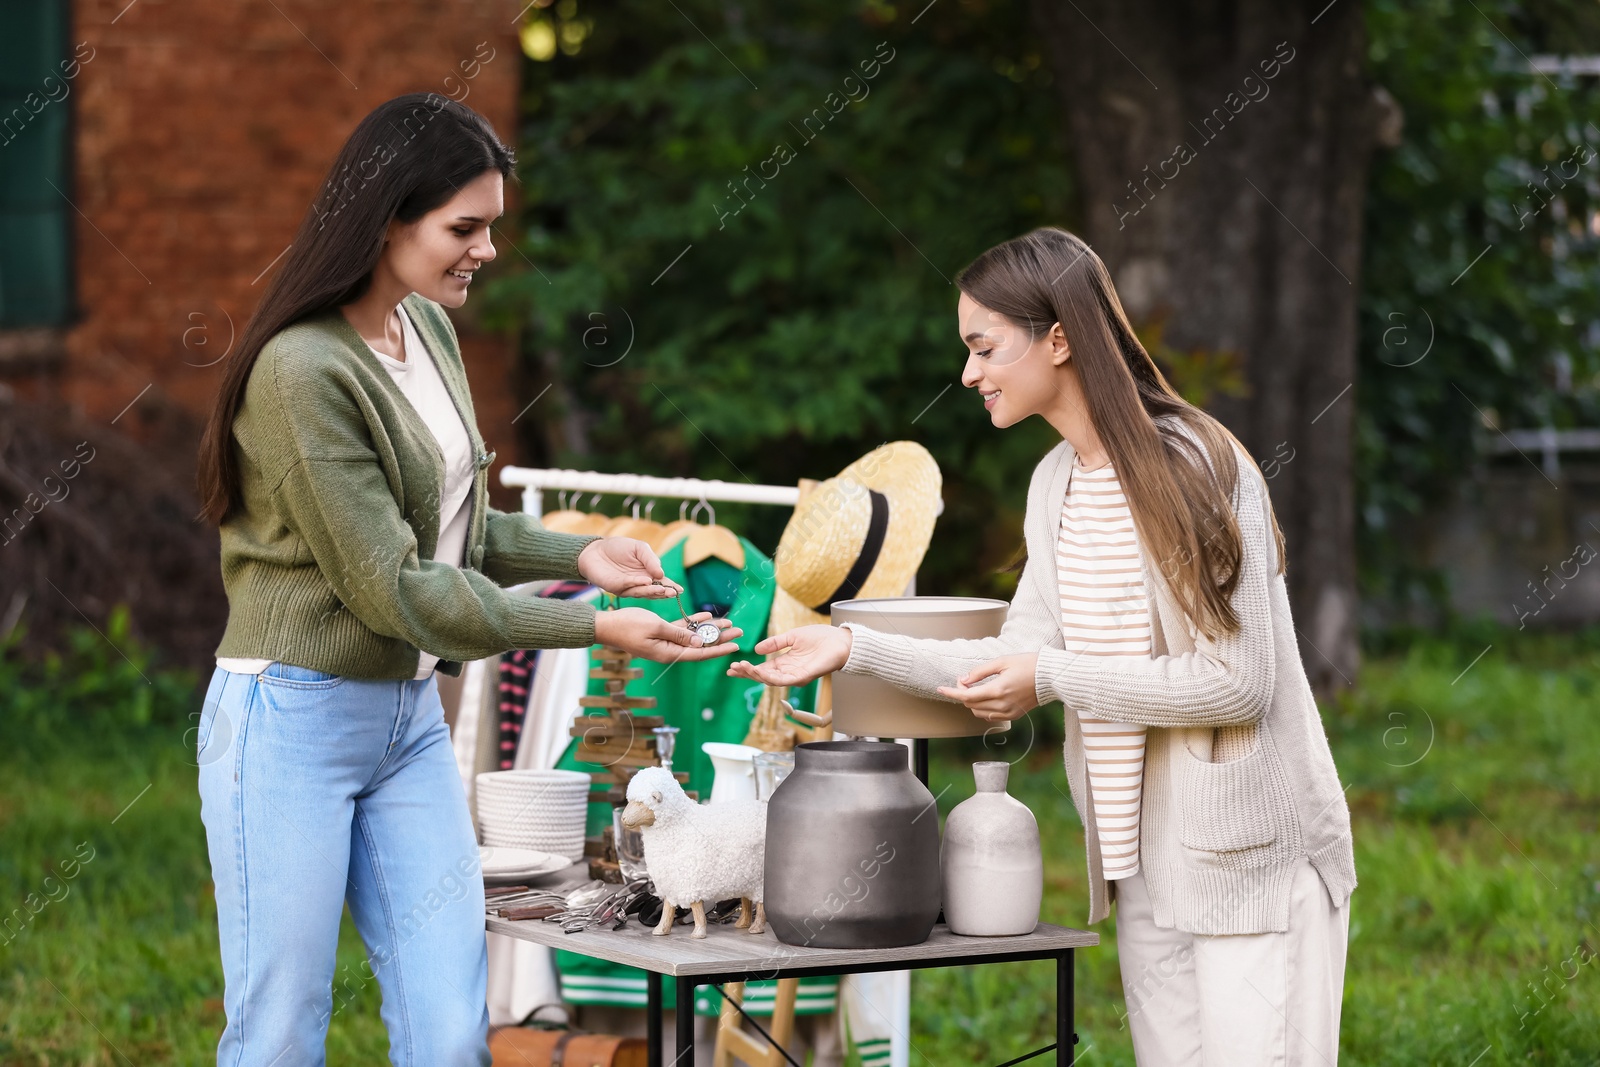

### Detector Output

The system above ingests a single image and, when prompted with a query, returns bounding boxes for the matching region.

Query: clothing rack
[497,466,944,521]
[499,467,798,520]
[495,463,920,1067]
[500,462,936,781]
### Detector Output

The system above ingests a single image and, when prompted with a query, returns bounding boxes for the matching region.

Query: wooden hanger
[603,497,667,551]
[568,492,613,535]
[539,490,592,533]
[656,499,698,549]
[673,500,745,569]
[683,523,745,569]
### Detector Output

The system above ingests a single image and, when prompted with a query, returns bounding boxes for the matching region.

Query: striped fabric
[556,973,841,1016]
[1056,456,1151,880]
[694,977,841,1016]
[854,1036,893,1067]
[494,649,535,770]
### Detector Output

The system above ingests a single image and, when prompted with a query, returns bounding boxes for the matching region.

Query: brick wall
[50,0,528,506]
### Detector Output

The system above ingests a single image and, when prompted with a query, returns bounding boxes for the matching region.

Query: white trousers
[1113,858,1350,1066]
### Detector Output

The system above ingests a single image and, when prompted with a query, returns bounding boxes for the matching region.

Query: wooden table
[486,913,1098,1066]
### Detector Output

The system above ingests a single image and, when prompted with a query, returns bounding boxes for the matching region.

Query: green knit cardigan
[214,293,602,679]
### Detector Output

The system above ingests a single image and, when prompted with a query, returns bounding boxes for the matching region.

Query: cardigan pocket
[1176,732,1284,867]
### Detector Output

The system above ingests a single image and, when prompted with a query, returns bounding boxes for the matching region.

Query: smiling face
[957,290,1073,428]
[379,169,503,308]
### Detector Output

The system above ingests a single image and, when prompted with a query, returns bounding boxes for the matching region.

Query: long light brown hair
[958,227,1286,639]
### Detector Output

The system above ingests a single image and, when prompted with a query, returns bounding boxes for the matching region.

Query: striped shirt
[1056,456,1150,880]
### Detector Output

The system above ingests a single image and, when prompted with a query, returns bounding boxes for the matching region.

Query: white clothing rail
[500,465,946,520]
[499,466,801,519]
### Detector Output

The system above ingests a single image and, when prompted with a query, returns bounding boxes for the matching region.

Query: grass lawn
[2,622,1597,1064]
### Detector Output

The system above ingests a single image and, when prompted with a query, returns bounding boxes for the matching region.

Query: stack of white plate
[479,845,572,885]
[476,769,592,861]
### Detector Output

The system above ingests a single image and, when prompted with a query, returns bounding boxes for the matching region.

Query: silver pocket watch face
[693,620,723,645]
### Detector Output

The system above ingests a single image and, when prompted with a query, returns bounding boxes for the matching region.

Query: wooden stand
[741,677,835,751]
[712,980,799,1067]
[574,645,692,883]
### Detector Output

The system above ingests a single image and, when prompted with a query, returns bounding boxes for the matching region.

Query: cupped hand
[577,538,684,599]
[595,607,742,664]
[935,653,1039,722]
[725,624,851,686]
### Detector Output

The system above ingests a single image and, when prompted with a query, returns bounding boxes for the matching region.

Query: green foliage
[494,0,1600,616]
[0,605,200,748]
[481,0,1073,595]
[1358,0,1600,614]
[482,0,1600,615]
[1135,315,1249,410]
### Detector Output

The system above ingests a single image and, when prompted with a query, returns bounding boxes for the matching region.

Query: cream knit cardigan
[839,422,1357,935]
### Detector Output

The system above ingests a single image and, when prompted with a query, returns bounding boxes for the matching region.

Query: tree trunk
[1031,0,1379,698]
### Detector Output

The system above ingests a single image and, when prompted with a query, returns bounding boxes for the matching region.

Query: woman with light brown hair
[729,227,1356,1066]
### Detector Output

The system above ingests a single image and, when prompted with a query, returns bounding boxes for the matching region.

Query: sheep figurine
[621,765,767,938]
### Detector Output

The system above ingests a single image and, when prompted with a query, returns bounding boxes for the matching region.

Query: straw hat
[767,441,943,636]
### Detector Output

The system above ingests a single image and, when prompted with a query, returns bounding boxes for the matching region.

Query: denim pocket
[193,677,224,758]
[195,669,245,767]
[195,696,219,755]
[258,661,344,690]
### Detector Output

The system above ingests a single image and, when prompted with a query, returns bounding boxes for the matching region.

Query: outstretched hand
[724,624,852,686]
[596,607,742,664]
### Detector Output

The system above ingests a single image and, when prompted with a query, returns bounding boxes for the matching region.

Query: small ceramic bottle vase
[941,761,1043,936]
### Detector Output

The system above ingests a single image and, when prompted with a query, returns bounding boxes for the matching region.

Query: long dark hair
[958,227,1287,639]
[196,93,515,525]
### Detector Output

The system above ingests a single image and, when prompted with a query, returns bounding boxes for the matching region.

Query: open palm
[725,624,851,686]
[595,608,743,664]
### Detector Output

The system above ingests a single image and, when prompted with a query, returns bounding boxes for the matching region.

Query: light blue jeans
[197,662,491,1066]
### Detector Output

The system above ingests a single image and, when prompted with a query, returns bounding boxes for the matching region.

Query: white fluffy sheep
[621,766,767,938]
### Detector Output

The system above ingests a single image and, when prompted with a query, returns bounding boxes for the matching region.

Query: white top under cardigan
[837,420,1357,936]
[216,305,476,681]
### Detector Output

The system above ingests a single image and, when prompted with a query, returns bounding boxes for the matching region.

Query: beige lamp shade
[830,596,1011,738]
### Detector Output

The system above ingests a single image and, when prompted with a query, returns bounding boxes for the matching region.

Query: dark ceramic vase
[763,740,942,948]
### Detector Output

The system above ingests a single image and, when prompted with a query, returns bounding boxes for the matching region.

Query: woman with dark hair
[194,94,740,1065]
[730,228,1356,1066]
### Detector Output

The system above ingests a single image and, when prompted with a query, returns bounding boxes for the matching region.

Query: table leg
[1056,949,1074,1064]
[648,971,662,1067]
[676,975,695,1065]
